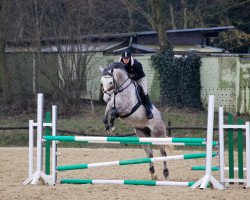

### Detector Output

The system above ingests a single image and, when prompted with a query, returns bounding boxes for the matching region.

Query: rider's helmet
[121,49,131,59]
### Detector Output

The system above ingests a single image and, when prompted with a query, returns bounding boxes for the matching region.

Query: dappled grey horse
[100,62,169,180]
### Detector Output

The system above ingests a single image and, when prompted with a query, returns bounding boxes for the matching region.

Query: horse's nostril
[110,82,112,84]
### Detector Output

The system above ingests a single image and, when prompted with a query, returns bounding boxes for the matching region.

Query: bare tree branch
[207,0,250,17]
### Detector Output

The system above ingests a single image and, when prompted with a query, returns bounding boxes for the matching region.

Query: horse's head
[100,62,129,102]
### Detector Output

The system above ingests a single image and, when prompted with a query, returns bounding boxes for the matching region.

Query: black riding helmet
[121,50,131,59]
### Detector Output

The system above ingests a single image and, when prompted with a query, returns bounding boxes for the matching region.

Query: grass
[0,103,249,148]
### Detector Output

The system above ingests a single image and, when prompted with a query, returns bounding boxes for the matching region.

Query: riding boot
[142,94,154,119]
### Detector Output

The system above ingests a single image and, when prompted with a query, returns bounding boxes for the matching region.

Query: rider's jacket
[119,57,145,80]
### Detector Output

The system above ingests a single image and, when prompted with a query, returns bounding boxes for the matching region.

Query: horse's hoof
[107,129,112,133]
[151,174,158,180]
[110,126,116,132]
[163,169,169,179]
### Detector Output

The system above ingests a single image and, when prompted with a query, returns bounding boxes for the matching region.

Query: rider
[119,49,154,119]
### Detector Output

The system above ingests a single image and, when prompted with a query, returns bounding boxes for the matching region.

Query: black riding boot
[142,94,154,119]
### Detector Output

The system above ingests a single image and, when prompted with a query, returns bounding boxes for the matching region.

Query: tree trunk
[170,4,176,30]
[152,0,167,50]
[123,0,135,32]
[34,0,42,93]
[0,37,11,100]
[181,0,187,29]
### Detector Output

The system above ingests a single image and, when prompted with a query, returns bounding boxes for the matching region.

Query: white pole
[51,105,57,185]
[219,107,225,185]
[28,120,34,178]
[246,122,250,188]
[36,93,44,172]
[201,95,215,188]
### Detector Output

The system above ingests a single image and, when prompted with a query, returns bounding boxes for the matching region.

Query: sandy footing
[0,147,249,200]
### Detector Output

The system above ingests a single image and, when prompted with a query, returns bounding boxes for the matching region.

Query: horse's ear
[99,66,104,73]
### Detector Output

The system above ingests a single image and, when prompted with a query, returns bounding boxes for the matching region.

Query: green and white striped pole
[191,165,247,171]
[44,135,214,146]
[43,136,218,146]
[60,179,195,187]
[57,152,217,171]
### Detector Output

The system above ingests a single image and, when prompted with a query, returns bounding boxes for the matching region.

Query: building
[4,26,250,114]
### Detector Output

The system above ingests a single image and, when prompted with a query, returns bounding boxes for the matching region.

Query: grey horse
[100,62,169,180]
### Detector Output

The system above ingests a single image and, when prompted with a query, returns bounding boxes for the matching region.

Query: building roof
[6,41,125,53]
[6,26,235,54]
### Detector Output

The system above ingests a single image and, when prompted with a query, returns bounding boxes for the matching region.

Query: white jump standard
[219,107,250,187]
[23,93,57,186]
[191,95,224,190]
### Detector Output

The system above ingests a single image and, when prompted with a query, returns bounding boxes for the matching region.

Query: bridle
[102,69,132,101]
[102,68,142,118]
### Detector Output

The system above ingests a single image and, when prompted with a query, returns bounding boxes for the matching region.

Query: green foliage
[152,44,202,108]
[152,45,177,106]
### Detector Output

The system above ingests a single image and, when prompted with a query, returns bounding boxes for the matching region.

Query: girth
[119,82,143,118]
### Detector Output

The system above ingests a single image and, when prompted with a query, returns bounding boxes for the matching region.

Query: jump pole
[44,135,218,146]
[44,135,207,144]
[60,179,195,187]
[57,152,218,171]
[191,95,224,190]
[191,166,247,171]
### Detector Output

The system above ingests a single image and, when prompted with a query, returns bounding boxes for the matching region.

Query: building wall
[5,52,250,114]
[200,56,250,114]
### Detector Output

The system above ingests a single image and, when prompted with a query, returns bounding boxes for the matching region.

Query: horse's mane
[103,62,126,76]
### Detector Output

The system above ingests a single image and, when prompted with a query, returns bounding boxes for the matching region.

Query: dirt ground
[0,147,250,200]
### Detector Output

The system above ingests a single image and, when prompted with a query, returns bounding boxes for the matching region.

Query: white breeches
[136,77,148,95]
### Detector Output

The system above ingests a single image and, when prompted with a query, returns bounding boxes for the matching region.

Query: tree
[0,1,15,100]
[215,29,250,53]
[18,0,127,113]
[123,0,167,49]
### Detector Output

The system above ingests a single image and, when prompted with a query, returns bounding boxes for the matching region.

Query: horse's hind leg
[151,127,169,179]
[159,145,169,179]
[135,127,157,180]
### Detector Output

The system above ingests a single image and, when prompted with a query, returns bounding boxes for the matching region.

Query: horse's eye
[110,82,112,85]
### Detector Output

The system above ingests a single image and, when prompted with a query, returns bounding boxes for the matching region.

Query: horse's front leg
[103,105,112,132]
[109,107,119,133]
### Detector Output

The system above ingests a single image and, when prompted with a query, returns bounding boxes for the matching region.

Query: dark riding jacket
[119,57,145,80]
